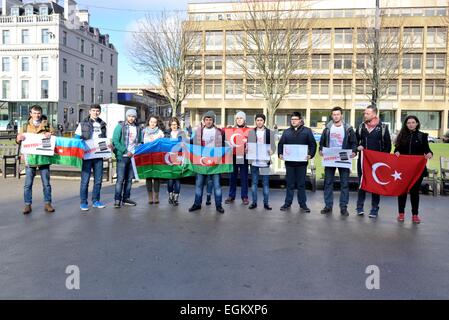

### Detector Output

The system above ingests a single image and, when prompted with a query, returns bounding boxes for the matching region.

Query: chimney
[77,9,89,25]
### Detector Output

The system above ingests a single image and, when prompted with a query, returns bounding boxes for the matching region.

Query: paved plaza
[0,178,448,299]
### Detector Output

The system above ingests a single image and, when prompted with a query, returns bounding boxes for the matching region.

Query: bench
[0,144,20,178]
[440,157,449,195]
[50,158,114,182]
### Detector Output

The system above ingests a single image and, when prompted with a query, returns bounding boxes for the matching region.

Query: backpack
[358,122,387,141]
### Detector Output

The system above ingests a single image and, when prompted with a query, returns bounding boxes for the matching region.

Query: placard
[21,133,55,156]
[322,147,353,169]
[247,143,271,161]
[84,138,112,160]
[283,144,308,162]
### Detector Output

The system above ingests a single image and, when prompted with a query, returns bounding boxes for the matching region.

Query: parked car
[428,135,438,143]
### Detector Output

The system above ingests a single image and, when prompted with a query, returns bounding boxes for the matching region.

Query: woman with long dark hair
[166,117,186,206]
[394,115,433,224]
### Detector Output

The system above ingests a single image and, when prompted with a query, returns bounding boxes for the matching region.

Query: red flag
[224,128,251,156]
[361,150,427,196]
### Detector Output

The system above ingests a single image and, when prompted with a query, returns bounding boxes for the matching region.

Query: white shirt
[202,127,216,148]
[329,124,344,148]
[125,125,137,156]
[75,120,102,140]
[252,129,269,168]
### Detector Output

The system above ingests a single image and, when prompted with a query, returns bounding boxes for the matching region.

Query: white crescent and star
[200,157,214,166]
[372,162,403,185]
[229,133,241,148]
[164,153,174,166]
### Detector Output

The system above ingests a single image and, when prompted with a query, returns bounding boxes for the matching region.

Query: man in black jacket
[355,105,392,218]
[319,106,357,216]
[278,112,317,213]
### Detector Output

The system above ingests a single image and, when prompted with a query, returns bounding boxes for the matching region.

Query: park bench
[440,156,449,195]
[0,144,20,178]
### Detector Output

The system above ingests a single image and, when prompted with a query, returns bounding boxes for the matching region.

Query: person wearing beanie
[189,111,226,214]
[247,113,276,210]
[278,111,317,213]
[112,108,141,208]
[226,111,250,205]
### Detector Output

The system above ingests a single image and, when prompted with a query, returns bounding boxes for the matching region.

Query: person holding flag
[142,115,165,205]
[225,111,250,205]
[112,109,141,208]
[355,105,391,218]
[16,105,55,214]
[319,107,357,216]
[189,111,226,214]
[394,115,433,224]
[75,104,108,211]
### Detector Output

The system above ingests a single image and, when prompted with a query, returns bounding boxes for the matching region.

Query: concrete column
[442,108,448,137]
[395,108,402,134]
[305,108,311,127]
[221,107,226,127]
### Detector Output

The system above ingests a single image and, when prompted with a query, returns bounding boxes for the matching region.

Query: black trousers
[398,173,425,216]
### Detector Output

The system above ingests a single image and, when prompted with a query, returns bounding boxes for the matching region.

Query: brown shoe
[23,204,32,215]
[242,198,250,205]
[45,203,55,213]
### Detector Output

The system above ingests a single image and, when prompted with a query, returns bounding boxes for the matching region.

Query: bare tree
[129,12,199,117]
[232,0,312,127]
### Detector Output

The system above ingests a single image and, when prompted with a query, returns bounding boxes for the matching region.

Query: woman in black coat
[394,115,433,224]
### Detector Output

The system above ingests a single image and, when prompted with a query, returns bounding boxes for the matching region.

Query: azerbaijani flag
[27,137,85,168]
[132,138,233,179]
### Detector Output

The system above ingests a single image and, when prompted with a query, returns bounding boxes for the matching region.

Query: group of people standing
[16,104,432,224]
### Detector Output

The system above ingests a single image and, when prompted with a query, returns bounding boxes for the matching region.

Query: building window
[380,28,399,45]
[289,79,307,95]
[110,75,114,87]
[11,7,19,16]
[333,79,352,96]
[226,31,243,50]
[22,80,29,99]
[334,55,352,70]
[2,80,10,99]
[80,64,85,78]
[387,80,398,96]
[186,79,202,95]
[22,30,30,44]
[99,90,104,103]
[110,92,114,103]
[334,28,353,47]
[356,54,369,70]
[427,27,447,47]
[205,31,223,50]
[402,54,422,71]
[63,31,67,46]
[110,54,113,66]
[39,6,48,16]
[100,71,104,84]
[355,79,372,95]
[41,80,49,99]
[63,81,68,99]
[401,79,421,97]
[1,57,10,72]
[311,54,330,71]
[403,27,423,47]
[426,53,445,72]
[91,68,95,81]
[425,79,445,97]
[225,79,243,97]
[91,88,94,103]
[63,58,67,73]
[80,85,85,102]
[312,29,331,49]
[100,49,104,62]
[2,30,10,45]
[91,44,95,57]
[246,79,263,95]
[205,56,223,71]
[310,79,329,95]
[41,57,49,72]
[41,29,49,44]
[25,6,34,16]
[401,111,440,130]
[204,79,222,96]
[21,57,30,72]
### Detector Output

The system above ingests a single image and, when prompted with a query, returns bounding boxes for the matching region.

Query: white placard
[283,144,308,162]
[247,143,271,161]
[322,147,353,169]
[84,138,112,160]
[21,133,55,156]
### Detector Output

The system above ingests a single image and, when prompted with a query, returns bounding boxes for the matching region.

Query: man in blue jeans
[112,109,141,208]
[278,112,317,213]
[189,111,226,214]
[74,104,108,211]
[247,114,276,210]
[318,107,357,216]
[16,105,56,214]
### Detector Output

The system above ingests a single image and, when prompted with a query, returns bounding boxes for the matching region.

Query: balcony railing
[0,14,58,24]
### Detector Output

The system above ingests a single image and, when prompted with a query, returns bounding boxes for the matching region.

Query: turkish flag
[224,128,251,156]
[360,150,427,196]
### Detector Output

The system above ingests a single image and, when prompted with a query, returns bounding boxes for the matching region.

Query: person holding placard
[278,112,317,213]
[75,104,108,211]
[16,105,55,214]
[319,107,357,216]
[247,114,276,210]
[112,109,142,208]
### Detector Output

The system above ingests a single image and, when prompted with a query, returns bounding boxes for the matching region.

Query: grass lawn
[313,143,449,178]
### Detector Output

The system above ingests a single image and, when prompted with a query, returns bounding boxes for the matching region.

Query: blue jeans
[114,157,134,201]
[324,167,350,209]
[194,174,222,208]
[24,165,52,205]
[284,164,307,207]
[80,158,103,205]
[356,159,380,211]
[251,166,270,205]
[206,175,213,195]
[167,179,181,193]
[229,163,249,199]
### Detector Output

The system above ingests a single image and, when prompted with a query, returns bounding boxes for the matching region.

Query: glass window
[425,79,445,96]
[333,79,352,96]
[80,39,84,53]
[427,27,447,47]
[205,31,223,50]
[11,7,19,16]
[204,80,222,95]
[91,88,95,103]
[22,80,29,99]
[22,30,30,44]
[63,31,67,46]
[41,29,49,44]
[401,111,440,130]
[311,54,330,70]
[403,27,423,47]
[41,57,49,72]
[25,6,33,16]
[80,86,85,102]
[226,31,243,50]
[39,6,48,16]
[80,64,84,78]
[225,79,243,96]
[2,57,10,72]
[100,71,104,84]
[41,80,49,99]
[2,30,10,45]
[312,29,331,48]
[63,58,67,73]
[91,44,95,57]
[334,28,353,46]
[402,54,422,70]
[205,56,223,71]
[289,79,307,95]
[22,57,30,72]
[63,81,68,99]
[426,53,445,71]
[310,79,329,95]
[100,49,104,62]
[91,68,95,81]
[334,55,352,70]
[2,80,10,99]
